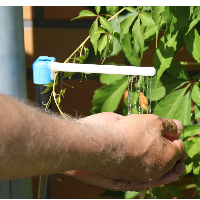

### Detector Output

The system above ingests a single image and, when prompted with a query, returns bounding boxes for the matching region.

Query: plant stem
[64,7,126,63]
[180,61,200,65]
[52,72,68,118]
[64,36,90,63]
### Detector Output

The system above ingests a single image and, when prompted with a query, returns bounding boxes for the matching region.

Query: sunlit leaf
[124,191,139,199]
[71,10,96,20]
[98,34,108,54]
[153,87,187,119]
[132,18,144,58]
[90,20,102,55]
[181,124,200,139]
[95,6,101,14]
[122,33,141,66]
[106,6,119,15]
[140,12,155,26]
[125,6,137,13]
[152,6,165,25]
[173,90,191,125]
[93,78,128,112]
[185,28,200,63]
[185,17,200,35]
[89,18,98,35]
[184,139,200,158]
[192,82,200,105]
[100,73,125,85]
[120,14,137,35]
[150,75,186,101]
[99,16,113,33]
[154,35,178,85]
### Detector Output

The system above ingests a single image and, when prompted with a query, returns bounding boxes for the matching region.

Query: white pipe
[50,62,156,80]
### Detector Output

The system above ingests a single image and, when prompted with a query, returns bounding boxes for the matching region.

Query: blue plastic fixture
[32,56,56,84]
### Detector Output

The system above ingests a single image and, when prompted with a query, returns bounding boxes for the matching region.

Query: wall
[23,6,198,198]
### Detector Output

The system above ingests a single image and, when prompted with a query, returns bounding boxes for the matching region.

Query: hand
[64,113,186,191]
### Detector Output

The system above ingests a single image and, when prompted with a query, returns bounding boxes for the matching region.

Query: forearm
[0,94,108,180]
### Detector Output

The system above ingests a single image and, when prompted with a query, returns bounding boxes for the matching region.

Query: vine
[45,6,127,116]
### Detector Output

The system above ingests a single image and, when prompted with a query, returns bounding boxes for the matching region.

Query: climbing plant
[45,6,200,198]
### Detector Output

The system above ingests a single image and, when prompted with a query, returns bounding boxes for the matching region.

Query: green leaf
[154,34,178,85]
[90,32,101,55]
[93,78,128,112]
[144,24,157,40]
[166,59,190,80]
[99,16,113,33]
[194,6,200,18]
[41,83,53,94]
[192,82,200,105]
[100,74,126,85]
[173,90,191,125]
[90,20,101,55]
[132,18,145,58]
[193,156,200,188]
[194,104,200,119]
[150,75,186,101]
[63,72,75,79]
[122,33,141,66]
[89,18,98,35]
[181,124,200,140]
[186,17,200,35]
[125,6,137,13]
[152,6,165,46]
[165,186,185,198]
[95,6,101,14]
[140,12,155,26]
[109,33,122,57]
[152,6,165,25]
[106,6,119,15]
[71,10,96,20]
[184,28,200,63]
[120,14,137,35]
[184,139,200,158]
[153,87,187,119]
[171,7,190,30]
[124,191,139,199]
[98,34,108,54]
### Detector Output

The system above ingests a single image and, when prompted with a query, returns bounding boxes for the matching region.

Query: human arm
[0,94,185,191]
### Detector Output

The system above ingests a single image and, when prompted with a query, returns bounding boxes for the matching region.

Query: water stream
[127,75,153,198]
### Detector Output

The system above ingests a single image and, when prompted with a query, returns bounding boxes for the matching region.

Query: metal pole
[0,6,32,198]
[33,56,56,198]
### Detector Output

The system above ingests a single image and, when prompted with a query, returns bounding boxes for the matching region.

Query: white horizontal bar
[50,62,156,78]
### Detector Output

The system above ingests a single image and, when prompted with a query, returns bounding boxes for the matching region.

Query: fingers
[124,172,179,192]
[64,170,129,191]
[172,162,186,176]
[177,151,188,163]
[161,118,183,139]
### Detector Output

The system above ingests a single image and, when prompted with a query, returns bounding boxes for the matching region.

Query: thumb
[161,118,183,140]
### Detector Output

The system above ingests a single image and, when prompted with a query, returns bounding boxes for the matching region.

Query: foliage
[85,6,200,198]
[45,6,200,198]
